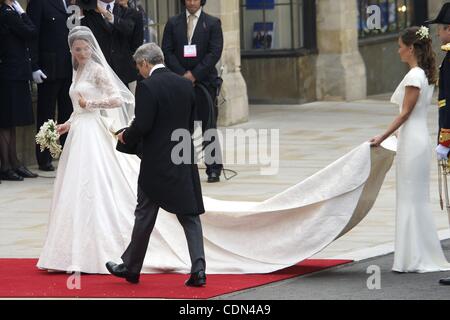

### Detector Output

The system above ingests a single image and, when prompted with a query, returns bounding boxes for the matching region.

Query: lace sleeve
[85,67,124,110]
[66,112,75,124]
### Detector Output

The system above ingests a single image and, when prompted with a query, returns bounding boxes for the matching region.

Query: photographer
[80,0,138,87]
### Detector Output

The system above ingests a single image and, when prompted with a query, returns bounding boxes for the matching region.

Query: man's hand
[97,5,113,23]
[117,131,126,144]
[436,144,450,161]
[183,71,196,84]
[32,70,47,84]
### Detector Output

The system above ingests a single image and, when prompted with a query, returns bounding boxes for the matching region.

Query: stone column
[205,0,249,126]
[315,0,367,101]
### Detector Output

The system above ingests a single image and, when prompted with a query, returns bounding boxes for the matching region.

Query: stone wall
[241,54,317,104]
[359,36,409,96]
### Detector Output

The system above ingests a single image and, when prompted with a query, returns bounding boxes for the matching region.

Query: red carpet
[0,259,351,299]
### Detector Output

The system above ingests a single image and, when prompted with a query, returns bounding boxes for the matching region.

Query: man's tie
[106,4,111,13]
[187,14,196,44]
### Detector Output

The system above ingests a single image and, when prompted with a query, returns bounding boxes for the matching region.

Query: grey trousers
[121,187,206,275]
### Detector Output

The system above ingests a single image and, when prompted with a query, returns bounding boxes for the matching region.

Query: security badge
[184,45,197,58]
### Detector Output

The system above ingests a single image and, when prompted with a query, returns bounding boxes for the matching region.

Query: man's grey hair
[133,43,165,65]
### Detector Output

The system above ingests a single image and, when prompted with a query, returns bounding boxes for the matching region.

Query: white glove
[32,70,47,84]
[11,1,25,14]
[436,144,450,161]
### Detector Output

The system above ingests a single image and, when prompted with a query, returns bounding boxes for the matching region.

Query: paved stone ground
[214,239,450,300]
[1,96,450,300]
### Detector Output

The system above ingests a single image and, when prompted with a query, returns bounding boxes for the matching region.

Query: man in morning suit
[106,43,207,287]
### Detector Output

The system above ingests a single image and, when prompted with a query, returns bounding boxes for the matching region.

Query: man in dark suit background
[81,0,137,86]
[106,43,207,287]
[27,0,73,172]
[162,0,224,183]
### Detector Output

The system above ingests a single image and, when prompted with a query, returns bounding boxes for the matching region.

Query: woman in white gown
[370,26,450,273]
[37,26,139,273]
[38,27,397,275]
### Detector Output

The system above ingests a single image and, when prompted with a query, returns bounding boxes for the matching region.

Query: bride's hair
[401,26,438,85]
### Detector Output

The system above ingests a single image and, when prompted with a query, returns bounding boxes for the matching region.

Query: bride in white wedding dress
[37,26,397,275]
[37,26,139,273]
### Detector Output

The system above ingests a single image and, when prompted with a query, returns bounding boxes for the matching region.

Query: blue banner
[246,0,275,10]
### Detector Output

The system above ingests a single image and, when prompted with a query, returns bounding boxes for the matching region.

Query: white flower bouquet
[35,119,63,159]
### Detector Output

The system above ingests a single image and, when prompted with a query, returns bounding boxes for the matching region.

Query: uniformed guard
[0,0,38,181]
[426,2,450,286]
[27,0,74,172]
[427,4,450,160]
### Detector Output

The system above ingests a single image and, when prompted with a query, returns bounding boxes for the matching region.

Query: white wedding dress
[390,67,450,273]
[37,59,141,274]
[37,68,397,274]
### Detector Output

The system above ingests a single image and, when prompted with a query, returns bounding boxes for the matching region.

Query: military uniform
[426,2,450,286]
[0,4,37,129]
[438,47,450,147]
[27,0,74,170]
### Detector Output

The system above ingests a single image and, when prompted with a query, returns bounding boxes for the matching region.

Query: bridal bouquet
[35,120,63,159]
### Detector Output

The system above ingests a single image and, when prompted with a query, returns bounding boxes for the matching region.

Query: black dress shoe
[207,172,220,183]
[0,169,24,181]
[439,277,450,285]
[185,271,206,287]
[105,261,139,284]
[15,166,38,178]
[38,164,55,172]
